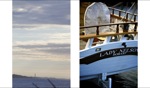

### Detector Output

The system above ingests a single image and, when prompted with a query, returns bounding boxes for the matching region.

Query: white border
[71,0,79,87]
[1,0,150,88]
[0,1,12,87]
[138,1,150,87]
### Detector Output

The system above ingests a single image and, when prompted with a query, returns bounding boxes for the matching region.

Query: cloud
[14,42,69,48]
[13,41,70,61]
[13,0,70,25]
[13,24,70,44]
[13,47,70,61]
[14,42,70,55]
[13,0,70,78]
[13,24,70,30]
[14,8,28,13]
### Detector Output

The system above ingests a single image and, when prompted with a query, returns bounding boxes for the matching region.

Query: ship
[80,2,138,88]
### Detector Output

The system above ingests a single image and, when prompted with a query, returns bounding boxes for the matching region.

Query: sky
[13,0,70,79]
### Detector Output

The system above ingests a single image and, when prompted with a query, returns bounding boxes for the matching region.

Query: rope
[121,2,135,21]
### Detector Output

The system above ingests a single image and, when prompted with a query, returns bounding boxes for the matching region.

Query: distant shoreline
[13,74,70,80]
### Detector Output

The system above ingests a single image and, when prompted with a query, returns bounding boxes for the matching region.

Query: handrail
[80,32,138,39]
[108,7,137,22]
[80,22,138,35]
[108,7,137,16]
[111,14,135,22]
[80,22,137,29]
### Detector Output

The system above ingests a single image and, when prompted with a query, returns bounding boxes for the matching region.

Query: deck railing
[109,7,137,22]
[80,22,138,35]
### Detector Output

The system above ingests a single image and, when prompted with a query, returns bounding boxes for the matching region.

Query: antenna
[34,73,36,77]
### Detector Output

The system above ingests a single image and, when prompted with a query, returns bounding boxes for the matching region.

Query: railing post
[134,23,137,32]
[126,13,129,20]
[116,24,119,33]
[119,11,121,17]
[96,26,99,35]
[123,23,129,32]
[112,9,114,15]
[134,15,137,22]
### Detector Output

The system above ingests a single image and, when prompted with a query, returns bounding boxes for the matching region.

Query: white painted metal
[103,36,111,44]
[109,78,112,88]
[80,40,137,80]
[134,34,138,40]
[102,73,107,80]
[80,40,137,59]
[81,55,137,76]
[85,38,94,49]
[120,35,128,41]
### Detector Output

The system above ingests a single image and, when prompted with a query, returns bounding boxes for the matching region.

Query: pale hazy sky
[13,0,70,79]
